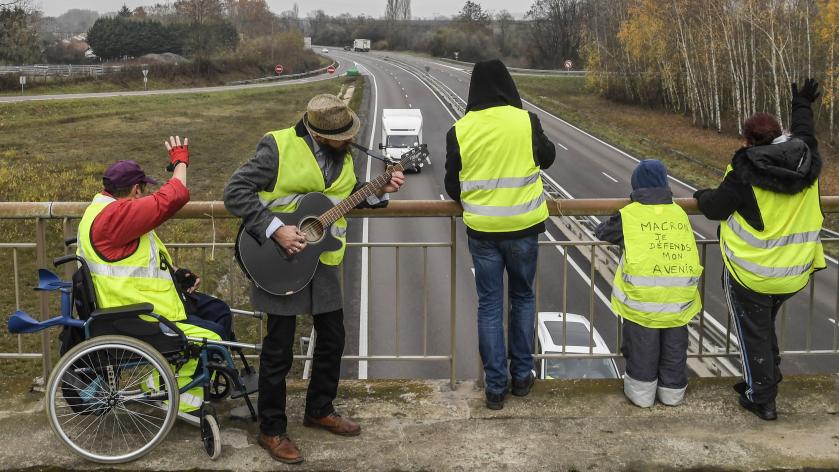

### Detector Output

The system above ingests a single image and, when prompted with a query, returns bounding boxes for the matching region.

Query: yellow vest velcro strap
[461,194,546,217]
[613,285,696,314]
[726,216,820,249]
[460,172,541,193]
[724,245,814,278]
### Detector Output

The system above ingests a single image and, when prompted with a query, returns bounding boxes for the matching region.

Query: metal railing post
[36,218,52,378]
[450,217,457,390]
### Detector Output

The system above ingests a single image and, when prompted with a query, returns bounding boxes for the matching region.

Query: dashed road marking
[601,172,618,183]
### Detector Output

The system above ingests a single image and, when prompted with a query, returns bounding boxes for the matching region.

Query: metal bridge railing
[1,199,838,389]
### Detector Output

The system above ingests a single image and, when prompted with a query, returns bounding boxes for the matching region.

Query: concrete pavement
[1,375,837,470]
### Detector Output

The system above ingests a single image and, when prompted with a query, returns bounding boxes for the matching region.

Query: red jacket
[91,179,189,261]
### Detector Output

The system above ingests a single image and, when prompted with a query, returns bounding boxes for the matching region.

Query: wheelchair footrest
[230,370,258,399]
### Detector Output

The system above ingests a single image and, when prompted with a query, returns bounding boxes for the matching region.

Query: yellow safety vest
[77,193,186,322]
[258,127,357,266]
[612,202,703,328]
[455,105,548,232]
[720,165,825,294]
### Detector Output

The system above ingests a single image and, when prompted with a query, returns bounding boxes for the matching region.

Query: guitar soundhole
[299,217,325,243]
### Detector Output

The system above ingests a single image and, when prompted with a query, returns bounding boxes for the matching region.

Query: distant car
[536,312,620,380]
[343,45,352,51]
[321,48,329,53]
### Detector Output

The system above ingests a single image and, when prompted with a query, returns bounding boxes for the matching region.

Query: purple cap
[102,160,159,188]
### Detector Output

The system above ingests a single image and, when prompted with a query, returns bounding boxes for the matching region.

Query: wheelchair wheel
[201,412,221,460]
[208,369,232,400]
[46,335,179,464]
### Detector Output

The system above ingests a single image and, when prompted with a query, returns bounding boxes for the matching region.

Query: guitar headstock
[389,144,429,172]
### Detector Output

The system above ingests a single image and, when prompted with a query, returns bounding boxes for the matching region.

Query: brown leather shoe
[303,412,361,436]
[258,433,303,464]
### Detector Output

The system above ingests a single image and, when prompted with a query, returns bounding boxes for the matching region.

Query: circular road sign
[564,59,573,71]
[327,65,336,74]
[275,64,284,75]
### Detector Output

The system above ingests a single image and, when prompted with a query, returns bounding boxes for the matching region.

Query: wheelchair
[7,249,261,464]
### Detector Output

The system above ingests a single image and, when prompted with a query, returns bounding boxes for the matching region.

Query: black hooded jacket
[693,96,822,231]
[445,59,557,240]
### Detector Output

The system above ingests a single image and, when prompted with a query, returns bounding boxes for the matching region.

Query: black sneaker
[511,372,535,397]
[738,396,778,421]
[485,390,505,410]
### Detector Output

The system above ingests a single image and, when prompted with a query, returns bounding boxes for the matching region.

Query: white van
[536,312,621,380]
[380,109,425,173]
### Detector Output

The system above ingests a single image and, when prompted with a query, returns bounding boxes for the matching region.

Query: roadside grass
[514,74,839,232]
[0,76,363,384]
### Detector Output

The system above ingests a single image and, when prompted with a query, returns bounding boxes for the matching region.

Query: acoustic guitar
[235,144,428,295]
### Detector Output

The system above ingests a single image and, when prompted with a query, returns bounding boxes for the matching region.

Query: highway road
[333,48,839,380]
[0,61,346,104]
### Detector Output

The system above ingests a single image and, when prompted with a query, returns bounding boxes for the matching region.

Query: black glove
[174,268,198,293]
[791,78,820,103]
[693,189,710,200]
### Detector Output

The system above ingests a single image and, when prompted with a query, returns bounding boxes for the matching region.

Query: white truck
[380,109,424,173]
[353,38,371,52]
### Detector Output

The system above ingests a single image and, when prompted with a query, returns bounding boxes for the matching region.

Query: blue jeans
[468,234,538,394]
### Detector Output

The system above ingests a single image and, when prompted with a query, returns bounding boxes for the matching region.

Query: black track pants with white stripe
[723,269,794,404]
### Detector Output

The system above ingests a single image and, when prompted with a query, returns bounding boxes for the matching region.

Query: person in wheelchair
[76,136,232,415]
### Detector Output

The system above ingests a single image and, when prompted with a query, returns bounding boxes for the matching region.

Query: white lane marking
[694,231,706,240]
[355,62,378,380]
[439,194,445,200]
[373,58,458,122]
[829,318,836,325]
[601,172,618,183]
[521,98,699,192]
[543,230,613,309]
[470,268,475,276]
[409,103,412,108]
[555,141,569,151]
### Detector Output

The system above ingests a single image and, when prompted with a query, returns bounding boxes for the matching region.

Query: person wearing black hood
[693,78,826,421]
[595,160,703,408]
[445,59,556,410]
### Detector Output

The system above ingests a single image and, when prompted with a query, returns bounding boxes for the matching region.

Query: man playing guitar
[224,94,404,464]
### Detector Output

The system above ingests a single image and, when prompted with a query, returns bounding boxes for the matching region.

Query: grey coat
[223,120,386,316]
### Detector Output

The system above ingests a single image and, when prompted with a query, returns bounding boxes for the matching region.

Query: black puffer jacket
[693,96,822,231]
[445,59,556,240]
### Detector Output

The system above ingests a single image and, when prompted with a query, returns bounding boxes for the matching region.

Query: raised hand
[164,135,189,171]
[791,78,820,104]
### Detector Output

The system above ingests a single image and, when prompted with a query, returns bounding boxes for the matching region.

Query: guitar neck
[320,164,403,226]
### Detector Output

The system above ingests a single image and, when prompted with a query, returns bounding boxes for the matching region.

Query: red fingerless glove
[167,145,189,171]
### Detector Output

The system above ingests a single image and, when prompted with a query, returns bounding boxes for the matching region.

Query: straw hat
[302,94,361,141]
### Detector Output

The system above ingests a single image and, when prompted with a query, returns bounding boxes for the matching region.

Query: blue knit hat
[631,159,669,190]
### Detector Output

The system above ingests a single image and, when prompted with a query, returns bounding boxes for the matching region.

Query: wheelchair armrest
[90,303,155,320]
[87,304,188,355]
[64,237,77,247]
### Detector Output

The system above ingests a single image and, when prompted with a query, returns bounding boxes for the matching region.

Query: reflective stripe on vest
[719,161,825,294]
[455,105,548,232]
[257,127,357,266]
[77,193,186,322]
[611,202,702,328]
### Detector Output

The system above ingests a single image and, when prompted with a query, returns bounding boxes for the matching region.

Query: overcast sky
[35,1,526,19]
